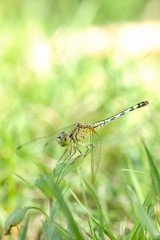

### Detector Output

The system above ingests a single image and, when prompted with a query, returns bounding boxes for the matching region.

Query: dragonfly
[17,100,151,182]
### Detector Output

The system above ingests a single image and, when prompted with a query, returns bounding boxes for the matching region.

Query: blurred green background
[0,0,160,238]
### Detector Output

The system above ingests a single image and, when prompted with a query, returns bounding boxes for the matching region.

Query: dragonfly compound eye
[57,132,69,147]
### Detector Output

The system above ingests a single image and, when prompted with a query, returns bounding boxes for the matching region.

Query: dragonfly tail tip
[144,100,152,105]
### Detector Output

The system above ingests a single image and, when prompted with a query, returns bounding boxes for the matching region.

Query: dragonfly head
[57,132,70,147]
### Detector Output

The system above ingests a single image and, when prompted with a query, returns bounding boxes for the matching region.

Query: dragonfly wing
[16,124,76,156]
[90,131,101,183]
[16,132,57,155]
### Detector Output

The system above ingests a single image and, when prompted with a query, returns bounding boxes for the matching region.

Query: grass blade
[18,216,29,240]
[142,139,160,199]
[128,186,160,239]
[51,180,84,240]
[127,186,154,240]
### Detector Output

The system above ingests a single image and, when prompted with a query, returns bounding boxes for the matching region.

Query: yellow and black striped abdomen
[93,100,151,132]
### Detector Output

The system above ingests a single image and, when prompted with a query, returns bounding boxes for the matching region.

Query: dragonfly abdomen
[93,100,151,131]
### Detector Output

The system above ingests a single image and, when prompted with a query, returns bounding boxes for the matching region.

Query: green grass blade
[127,186,154,240]
[83,180,116,240]
[18,216,29,240]
[70,187,115,239]
[128,187,160,239]
[43,221,65,240]
[51,180,84,240]
[13,171,35,189]
[142,140,160,199]
[44,199,75,240]
[127,159,144,203]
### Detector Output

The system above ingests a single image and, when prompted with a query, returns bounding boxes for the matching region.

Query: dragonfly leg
[58,143,77,164]
[58,147,69,163]
[71,146,84,164]
[71,153,84,163]
[66,144,77,162]
[79,142,95,158]
[71,143,95,165]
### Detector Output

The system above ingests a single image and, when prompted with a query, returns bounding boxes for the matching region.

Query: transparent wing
[16,124,75,157]
[90,131,101,183]
[17,132,56,154]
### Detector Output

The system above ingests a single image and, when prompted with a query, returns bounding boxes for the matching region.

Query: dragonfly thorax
[57,132,70,147]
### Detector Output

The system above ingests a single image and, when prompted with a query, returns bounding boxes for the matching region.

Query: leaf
[35,175,55,199]
[4,206,48,235]
[53,156,83,184]
[5,206,31,235]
